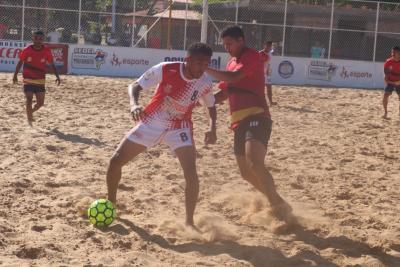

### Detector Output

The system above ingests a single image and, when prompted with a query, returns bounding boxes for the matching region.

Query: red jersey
[136,62,215,130]
[384,58,400,82]
[219,48,270,128]
[19,45,54,85]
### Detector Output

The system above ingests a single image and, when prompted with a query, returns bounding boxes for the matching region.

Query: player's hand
[130,105,144,121]
[55,77,61,85]
[204,130,217,145]
[12,75,18,84]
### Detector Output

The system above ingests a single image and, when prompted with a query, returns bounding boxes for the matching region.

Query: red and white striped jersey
[136,62,215,129]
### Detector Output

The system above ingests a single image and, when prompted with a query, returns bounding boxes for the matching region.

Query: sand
[0,72,399,267]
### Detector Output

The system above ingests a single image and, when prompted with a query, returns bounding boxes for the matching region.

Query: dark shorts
[384,84,400,94]
[233,115,272,156]
[24,84,45,94]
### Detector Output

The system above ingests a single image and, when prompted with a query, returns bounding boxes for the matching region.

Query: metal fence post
[281,0,288,56]
[21,0,25,41]
[328,0,334,59]
[131,0,136,47]
[235,0,239,25]
[201,0,208,43]
[184,0,188,50]
[78,0,82,43]
[373,2,380,62]
[112,0,116,34]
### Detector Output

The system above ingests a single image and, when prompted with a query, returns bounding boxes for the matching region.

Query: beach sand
[1,73,399,266]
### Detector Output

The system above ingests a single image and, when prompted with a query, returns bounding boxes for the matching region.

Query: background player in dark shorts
[13,30,61,125]
[383,46,400,119]
[206,26,292,222]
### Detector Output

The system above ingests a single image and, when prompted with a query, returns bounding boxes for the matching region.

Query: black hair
[392,46,400,52]
[187,42,213,57]
[32,30,45,36]
[264,40,273,45]
[221,25,244,40]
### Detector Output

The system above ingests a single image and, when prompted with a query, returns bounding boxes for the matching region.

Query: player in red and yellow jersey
[383,46,400,119]
[13,30,61,125]
[206,26,292,221]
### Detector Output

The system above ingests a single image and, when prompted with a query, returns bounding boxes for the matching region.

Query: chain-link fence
[1,0,400,62]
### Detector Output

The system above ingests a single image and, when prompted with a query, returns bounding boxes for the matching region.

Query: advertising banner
[46,43,69,74]
[270,57,385,89]
[0,40,69,74]
[0,40,27,72]
[68,45,229,78]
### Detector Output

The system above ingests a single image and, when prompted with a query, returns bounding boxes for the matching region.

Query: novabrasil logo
[164,56,221,69]
[278,60,294,79]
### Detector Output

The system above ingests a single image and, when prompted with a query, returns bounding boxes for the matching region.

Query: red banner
[46,43,69,74]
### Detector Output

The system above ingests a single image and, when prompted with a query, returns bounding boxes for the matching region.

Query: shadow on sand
[47,128,105,147]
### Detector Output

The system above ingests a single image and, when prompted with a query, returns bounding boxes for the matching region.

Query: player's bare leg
[107,138,146,204]
[237,139,291,220]
[32,92,45,112]
[383,92,391,119]
[175,145,199,227]
[24,91,34,125]
[267,84,277,105]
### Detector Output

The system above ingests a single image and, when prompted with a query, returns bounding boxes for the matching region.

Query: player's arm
[205,106,217,145]
[51,63,61,85]
[13,60,23,84]
[199,89,217,145]
[128,82,144,121]
[129,63,163,121]
[206,67,246,83]
[214,89,228,104]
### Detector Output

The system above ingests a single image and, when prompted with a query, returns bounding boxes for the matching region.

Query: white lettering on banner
[110,53,149,66]
[339,67,372,79]
[307,60,338,81]
[72,48,107,70]
[0,41,27,48]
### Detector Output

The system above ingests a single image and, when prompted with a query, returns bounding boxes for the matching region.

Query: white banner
[2,41,385,89]
[270,56,386,89]
[68,45,229,78]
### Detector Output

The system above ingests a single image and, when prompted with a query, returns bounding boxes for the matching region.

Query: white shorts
[265,76,272,85]
[126,122,193,151]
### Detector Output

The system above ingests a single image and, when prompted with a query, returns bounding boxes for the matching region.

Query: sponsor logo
[278,60,294,79]
[340,67,372,79]
[49,47,65,68]
[110,53,149,67]
[111,53,121,66]
[164,56,222,69]
[72,47,107,70]
[0,41,27,65]
[307,60,338,81]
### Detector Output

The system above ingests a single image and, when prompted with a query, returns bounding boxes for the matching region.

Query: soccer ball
[87,199,116,227]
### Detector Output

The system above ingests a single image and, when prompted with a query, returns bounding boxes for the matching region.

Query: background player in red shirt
[206,26,292,222]
[259,40,277,105]
[13,30,61,125]
[383,46,400,119]
[106,43,217,228]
